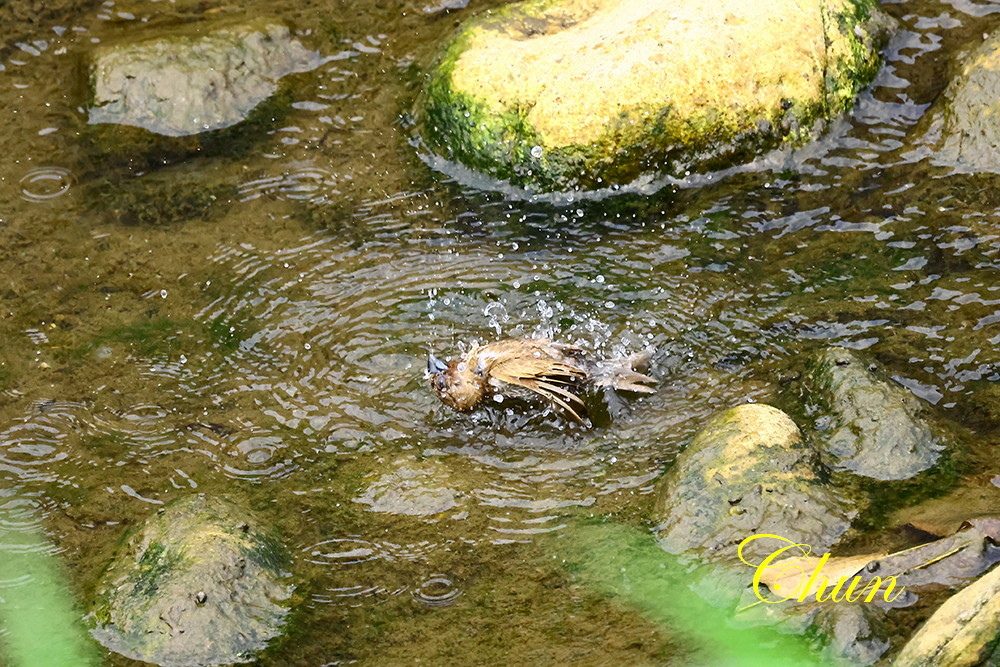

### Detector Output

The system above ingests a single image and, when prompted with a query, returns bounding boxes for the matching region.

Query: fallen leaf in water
[755,519,1000,604]
[891,483,1000,536]
[758,551,888,602]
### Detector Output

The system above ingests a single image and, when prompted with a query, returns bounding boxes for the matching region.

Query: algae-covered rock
[89,494,292,666]
[654,403,853,562]
[930,30,1000,173]
[86,18,320,137]
[420,0,894,191]
[893,558,1000,667]
[804,348,944,481]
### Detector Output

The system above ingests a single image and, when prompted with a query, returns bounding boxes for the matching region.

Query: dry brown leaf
[759,552,888,602]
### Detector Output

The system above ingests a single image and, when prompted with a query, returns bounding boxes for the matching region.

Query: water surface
[2,0,1000,663]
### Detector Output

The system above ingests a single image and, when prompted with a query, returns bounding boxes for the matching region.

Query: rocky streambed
[1,0,1000,665]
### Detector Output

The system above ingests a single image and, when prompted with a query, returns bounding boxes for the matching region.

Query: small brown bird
[427,338,655,423]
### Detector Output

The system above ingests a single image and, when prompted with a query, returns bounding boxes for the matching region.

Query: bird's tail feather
[593,350,656,393]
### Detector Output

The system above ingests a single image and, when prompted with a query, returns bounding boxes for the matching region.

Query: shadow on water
[2,0,1000,664]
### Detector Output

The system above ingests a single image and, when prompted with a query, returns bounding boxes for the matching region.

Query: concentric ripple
[411,574,463,607]
[18,166,74,202]
[302,537,386,566]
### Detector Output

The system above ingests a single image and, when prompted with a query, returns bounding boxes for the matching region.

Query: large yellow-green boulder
[420,0,894,191]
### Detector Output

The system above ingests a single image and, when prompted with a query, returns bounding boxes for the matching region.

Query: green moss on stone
[244,530,290,572]
[131,541,182,599]
[419,0,894,191]
[823,0,891,116]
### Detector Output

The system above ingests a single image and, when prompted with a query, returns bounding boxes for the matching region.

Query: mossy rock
[653,403,854,563]
[89,494,293,666]
[802,347,945,481]
[419,0,894,192]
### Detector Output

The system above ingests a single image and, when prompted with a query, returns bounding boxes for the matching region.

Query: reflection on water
[1,0,1000,663]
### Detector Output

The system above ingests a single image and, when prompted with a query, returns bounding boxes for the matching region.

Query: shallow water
[2,0,1000,664]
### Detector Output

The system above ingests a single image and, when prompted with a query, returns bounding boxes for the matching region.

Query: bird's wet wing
[490,357,588,423]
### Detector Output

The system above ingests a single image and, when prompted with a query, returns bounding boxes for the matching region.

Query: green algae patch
[89,494,293,666]
[77,317,190,358]
[68,313,253,365]
[87,163,237,225]
[552,520,831,666]
[0,489,103,667]
[420,0,895,191]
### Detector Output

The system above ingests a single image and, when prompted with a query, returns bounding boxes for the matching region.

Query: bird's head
[427,352,487,412]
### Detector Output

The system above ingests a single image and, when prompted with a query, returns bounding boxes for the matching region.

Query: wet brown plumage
[427,338,655,423]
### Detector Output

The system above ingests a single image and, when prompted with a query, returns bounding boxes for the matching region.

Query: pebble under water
[2,0,1000,664]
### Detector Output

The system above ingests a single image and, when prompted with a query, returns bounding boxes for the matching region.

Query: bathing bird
[426,338,655,424]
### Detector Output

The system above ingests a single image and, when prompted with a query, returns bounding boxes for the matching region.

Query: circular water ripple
[18,166,74,202]
[301,537,407,606]
[220,435,299,482]
[302,536,386,566]
[301,537,460,607]
[0,492,46,534]
[0,397,197,492]
[311,583,410,606]
[188,227,709,541]
[411,574,462,607]
[0,490,58,557]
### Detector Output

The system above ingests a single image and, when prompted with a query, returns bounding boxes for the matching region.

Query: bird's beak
[427,353,448,375]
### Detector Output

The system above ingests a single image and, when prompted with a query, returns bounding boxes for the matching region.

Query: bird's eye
[435,375,447,391]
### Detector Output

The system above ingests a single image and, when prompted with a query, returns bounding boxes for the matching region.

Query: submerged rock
[653,403,853,562]
[86,159,237,225]
[355,457,463,517]
[815,605,890,666]
[420,0,893,191]
[803,348,944,481]
[85,18,320,137]
[89,494,292,666]
[929,29,1000,173]
[891,482,1000,537]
